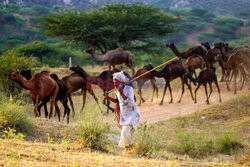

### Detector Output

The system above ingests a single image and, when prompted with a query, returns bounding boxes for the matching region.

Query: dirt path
[137,82,249,124]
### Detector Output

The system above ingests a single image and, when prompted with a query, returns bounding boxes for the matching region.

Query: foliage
[0,97,34,134]
[0,50,37,96]
[15,41,85,67]
[76,109,110,149]
[215,131,244,155]
[38,3,180,53]
[132,122,159,157]
[167,129,214,158]
[1,127,25,141]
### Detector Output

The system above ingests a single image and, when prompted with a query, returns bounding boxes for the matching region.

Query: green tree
[38,3,180,53]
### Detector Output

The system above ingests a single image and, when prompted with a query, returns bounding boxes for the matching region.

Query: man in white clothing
[104,71,140,148]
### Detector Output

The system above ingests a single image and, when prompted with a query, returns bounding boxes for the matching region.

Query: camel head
[214,50,223,61]
[213,42,224,49]
[50,73,60,81]
[165,43,174,48]
[8,70,21,81]
[20,69,32,80]
[143,64,154,71]
[84,48,95,54]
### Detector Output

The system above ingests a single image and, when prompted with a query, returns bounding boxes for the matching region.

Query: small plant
[215,131,244,154]
[167,129,214,158]
[47,133,54,144]
[76,109,109,150]
[132,122,159,157]
[0,97,34,134]
[1,127,25,141]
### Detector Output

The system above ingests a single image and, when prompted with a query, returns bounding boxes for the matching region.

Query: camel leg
[234,69,238,94]
[168,82,173,103]
[160,82,168,105]
[204,84,209,104]
[150,79,158,102]
[34,96,43,117]
[194,83,201,104]
[178,79,185,103]
[81,89,87,112]
[225,72,231,91]
[87,89,103,112]
[208,82,213,99]
[54,101,61,122]
[38,97,49,118]
[61,98,70,123]
[214,79,222,102]
[31,93,36,106]
[68,94,75,116]
[220,69,225,82]
[186,81,194,101]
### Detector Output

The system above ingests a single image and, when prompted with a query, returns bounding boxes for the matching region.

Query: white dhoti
[119,125,137,148]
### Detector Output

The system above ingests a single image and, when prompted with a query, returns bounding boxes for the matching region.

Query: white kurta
[116,85,141,126]
[117,85,140,148]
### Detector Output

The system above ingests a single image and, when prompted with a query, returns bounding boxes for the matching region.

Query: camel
[84,48,135,74]
[192,68,221,104]
[166,43,207,59]
[132,68,158,105]
[183,55,205,78]
[143,60,194,105]
[8,71,61,121]
[20,70,70,122]
[216,51,250,94]
[61,72,100,114]
[70,65,115,113]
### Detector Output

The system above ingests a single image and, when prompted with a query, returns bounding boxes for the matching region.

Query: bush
[76,109,110,150]
[167,129,214,158]
[132,123,159,157]
[0,97,34,134]
[0,50,37,96]
[215,131,244,154]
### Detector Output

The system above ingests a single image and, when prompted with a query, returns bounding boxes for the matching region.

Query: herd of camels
[8,41,250,123]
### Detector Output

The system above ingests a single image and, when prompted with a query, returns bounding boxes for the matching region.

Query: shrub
[215,131,244,154]
[0,97,34,134]
[132,122,159,157]
[76,109,110,150]
[0,50,37,96]
[167,129,214,158]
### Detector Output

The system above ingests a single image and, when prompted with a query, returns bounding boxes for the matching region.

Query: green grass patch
[0,97,34,134]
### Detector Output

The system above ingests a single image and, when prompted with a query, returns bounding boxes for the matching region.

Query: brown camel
[8,71,61,121]
[133,68,158,105]
[69,65,115,113]
[192,68,221,105]
[84,48,135,74]
[183,55,205,78]
[216,51,250,94]
[61,73,99,114]
[143,60,194,105]
[166,43,207,59]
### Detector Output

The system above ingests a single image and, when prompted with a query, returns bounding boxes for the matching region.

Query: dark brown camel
[61,73,100,114]
[183,55,205,78]
[192,68,221,105]
[133,68,158,105]
[8,71,61,121]
[166,43,207,59]
[70,65,115,113]
[20,70,70,123]
[143,60,194,105]
[216,51,250,94]
[84,48,135,74]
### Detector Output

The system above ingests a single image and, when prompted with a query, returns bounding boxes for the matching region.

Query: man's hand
[103,92,109,99]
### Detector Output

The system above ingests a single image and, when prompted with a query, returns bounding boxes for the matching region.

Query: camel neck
[15,76,34,90]
[91,51,106,62]
[170,45,181,57]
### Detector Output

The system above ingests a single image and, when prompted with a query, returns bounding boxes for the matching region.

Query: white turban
[113,71,129,83]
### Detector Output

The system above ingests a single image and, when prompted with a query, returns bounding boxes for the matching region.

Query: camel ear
[77,64,80,68]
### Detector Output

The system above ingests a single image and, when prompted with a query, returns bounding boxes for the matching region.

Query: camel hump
[115,48,124,51]
[40,70,50,75]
